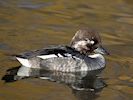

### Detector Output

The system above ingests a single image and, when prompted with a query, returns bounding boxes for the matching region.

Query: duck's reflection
[72,89,100,100]
[2,66,106,99]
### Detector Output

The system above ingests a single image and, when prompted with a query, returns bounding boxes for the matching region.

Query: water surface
[0,0,133,100]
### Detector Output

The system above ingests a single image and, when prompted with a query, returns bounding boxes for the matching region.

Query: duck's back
[16,45,75,59]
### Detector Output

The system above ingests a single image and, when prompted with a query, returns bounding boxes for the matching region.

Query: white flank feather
[37,54,57,59]
[57,53,63,57]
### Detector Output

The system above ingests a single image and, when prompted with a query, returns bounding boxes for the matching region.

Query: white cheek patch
[77,40,87,45]
[73,39,95,51]
[90,40,94,44]
[87,39,95,45]
[73,40,87,48]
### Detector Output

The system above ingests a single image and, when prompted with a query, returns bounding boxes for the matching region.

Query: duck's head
[70,28,109,55]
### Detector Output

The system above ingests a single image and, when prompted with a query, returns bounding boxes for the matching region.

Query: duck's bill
[94,46,110,55]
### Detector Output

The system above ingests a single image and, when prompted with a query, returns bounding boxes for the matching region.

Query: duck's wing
[15,45,78,59]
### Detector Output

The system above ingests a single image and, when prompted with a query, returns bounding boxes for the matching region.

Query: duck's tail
[16,56,31,68]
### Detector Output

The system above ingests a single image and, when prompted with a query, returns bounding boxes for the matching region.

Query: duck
[15,28,109,73]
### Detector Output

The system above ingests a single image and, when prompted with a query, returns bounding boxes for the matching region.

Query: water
[0,0,133,100]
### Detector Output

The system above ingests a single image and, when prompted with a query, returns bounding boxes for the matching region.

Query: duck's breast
[85,54,105,70]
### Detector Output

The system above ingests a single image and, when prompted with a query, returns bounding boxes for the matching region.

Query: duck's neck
[89,53,105,62]
[89,53,105,68]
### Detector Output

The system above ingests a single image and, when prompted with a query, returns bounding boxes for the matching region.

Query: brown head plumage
[70,28,102,54]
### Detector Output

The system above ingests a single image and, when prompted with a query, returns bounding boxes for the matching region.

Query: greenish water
[0,0,133,100]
